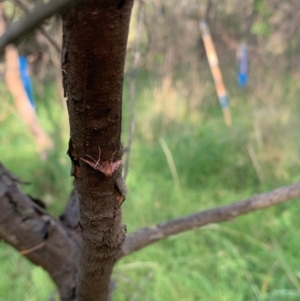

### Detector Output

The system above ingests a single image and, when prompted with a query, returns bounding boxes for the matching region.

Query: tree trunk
[62,1,133,300]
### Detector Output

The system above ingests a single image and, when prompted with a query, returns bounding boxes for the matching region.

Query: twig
[46,290,58,301]
[287,10,300,38]
[20,241,46,255]
[0,0,80,52]
[158,137,181,192]
[123,0,144,181]
[271,236,300,290]
[247,144,265,183]
[13,0,61,53]
[130,271,154,301]
[119,182,300,259]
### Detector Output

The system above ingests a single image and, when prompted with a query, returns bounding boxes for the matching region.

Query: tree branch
[13,0,61,53]
[119,183,300,259]
[0,163,79,301]
[0,0,80,52]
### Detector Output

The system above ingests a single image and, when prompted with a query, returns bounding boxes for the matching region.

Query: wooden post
[199,20,232,127]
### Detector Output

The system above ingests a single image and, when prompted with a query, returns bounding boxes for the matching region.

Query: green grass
[1,70,300,300]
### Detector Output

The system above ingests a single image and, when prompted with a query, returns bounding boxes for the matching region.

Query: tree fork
[0,163,79,301]
[62,1,134,300]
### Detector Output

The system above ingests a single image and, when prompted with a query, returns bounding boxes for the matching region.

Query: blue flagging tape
[19,56,35,108]
[238,73,248,87]
[219,94,229,109]
[237,43,249,88]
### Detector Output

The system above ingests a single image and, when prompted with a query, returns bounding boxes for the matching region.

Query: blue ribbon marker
[19,56,35,108]
[237,43,249,88]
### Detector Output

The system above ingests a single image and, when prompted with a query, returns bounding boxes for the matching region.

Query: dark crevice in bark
[117,0,126,10]
[60,189,80,228]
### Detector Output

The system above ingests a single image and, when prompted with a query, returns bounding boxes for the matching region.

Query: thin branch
[123,0,144,181]
[0,0,80,52]
[119,183,300,259]
[13,0,61,53]
[20,241,47,255]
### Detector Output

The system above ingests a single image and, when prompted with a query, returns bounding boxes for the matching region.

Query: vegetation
[1,0,300,300]
[1,64,300,300]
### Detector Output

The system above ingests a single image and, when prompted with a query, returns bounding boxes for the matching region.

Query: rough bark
[62,1,133,300]
[0,163,79,301]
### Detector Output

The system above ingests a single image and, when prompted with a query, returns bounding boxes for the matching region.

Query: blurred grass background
[1,65,300,301]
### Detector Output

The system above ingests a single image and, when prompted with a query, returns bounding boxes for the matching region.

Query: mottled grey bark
[0,163,79,301]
